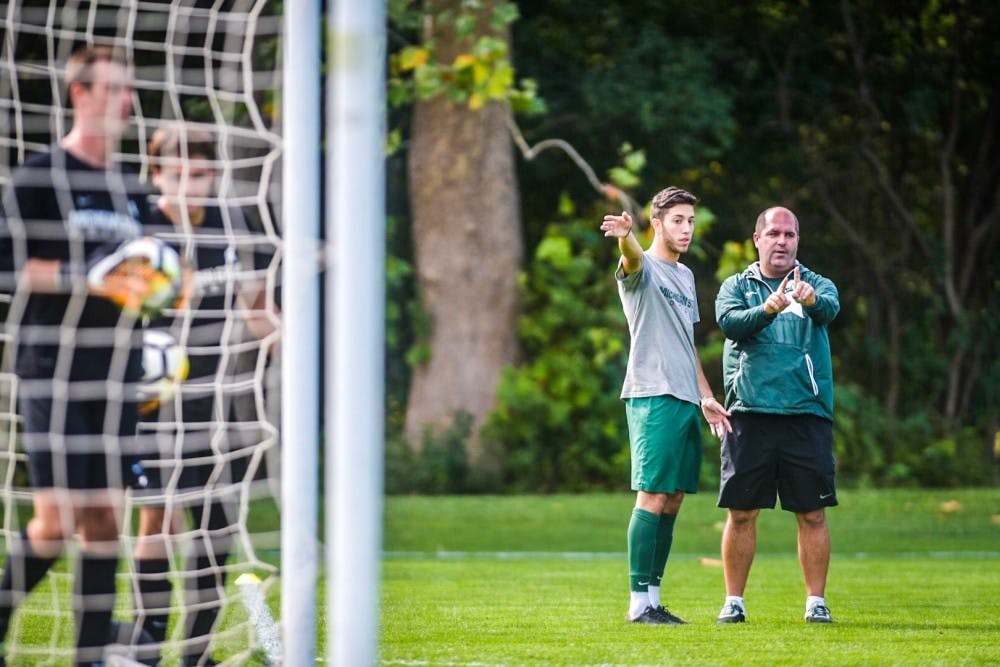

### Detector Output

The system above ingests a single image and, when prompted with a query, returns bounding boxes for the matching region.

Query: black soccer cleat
[628,605,672,625]
[716,602,747,623]
[654,605,689,624]
[107,620,160,666]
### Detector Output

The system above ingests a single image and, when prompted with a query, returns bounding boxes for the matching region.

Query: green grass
[381,489,1000,666]
[3,489,998,664]
[383,488,1000,554]
[1,496,283,665]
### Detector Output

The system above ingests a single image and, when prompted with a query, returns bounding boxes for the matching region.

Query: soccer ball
[87,236,184,317]
[130,236,184,316]
[140,329,189,403]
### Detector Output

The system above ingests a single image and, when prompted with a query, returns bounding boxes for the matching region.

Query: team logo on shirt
[67,208,141,240]
[194,249,243,295]
[658,285,694,310]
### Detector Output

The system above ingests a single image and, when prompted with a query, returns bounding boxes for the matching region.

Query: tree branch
[504,105,644,225]
[812,175,901,416]
[939,56,963,318]
[857,146,932,260]
[841,0,932,262]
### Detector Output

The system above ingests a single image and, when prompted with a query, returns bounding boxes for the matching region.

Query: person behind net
[131,124,278,666]
[600,187,732,625]
[0,45,162,664]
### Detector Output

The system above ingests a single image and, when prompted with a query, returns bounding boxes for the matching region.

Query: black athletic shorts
[718,412,837,513]
[154,445,250,492]
[139,429,253,498]
[21,395,147,490]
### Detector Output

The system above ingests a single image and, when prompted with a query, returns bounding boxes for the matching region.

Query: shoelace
[808,604,831,618]
[722,603,745,617]
[653,605,686,624]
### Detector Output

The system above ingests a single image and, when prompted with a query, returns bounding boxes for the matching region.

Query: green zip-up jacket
[715,261,839,420]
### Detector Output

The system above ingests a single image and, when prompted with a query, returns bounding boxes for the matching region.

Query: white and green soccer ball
[140,329,190,402]
[87,236,185,317]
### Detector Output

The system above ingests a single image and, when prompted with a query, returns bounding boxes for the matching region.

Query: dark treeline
[386,0,999,492]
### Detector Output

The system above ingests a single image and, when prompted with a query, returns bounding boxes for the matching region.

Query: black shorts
[21,395,146,490]
[718,412,837,513]
[138,424,253,498]
[159,446,250,492]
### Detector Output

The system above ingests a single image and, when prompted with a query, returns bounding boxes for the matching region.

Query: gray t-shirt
[616,252,700,404]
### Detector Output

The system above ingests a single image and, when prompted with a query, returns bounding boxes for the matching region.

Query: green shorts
[625,395,703,493]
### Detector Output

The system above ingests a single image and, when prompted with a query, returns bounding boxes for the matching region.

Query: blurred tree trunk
[404,0,522,459]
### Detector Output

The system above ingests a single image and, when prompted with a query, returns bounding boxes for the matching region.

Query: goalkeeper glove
[86,237,184,317]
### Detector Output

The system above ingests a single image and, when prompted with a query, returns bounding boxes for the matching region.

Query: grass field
[2,488,998,665]
[382,489,1000,666]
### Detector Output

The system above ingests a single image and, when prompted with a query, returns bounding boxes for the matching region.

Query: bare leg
[26,489,71,557]
[721,509,759,596]
[135,505,185,560]
[795,509,830,597]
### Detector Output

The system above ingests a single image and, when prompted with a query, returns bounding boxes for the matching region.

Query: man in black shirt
[133,124,278,665]
[0,45,157,665]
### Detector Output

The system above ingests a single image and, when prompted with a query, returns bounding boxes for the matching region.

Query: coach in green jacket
[713,206,840,626]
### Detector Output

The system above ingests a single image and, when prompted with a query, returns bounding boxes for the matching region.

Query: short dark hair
[651,186,698,221]
[147,124,217,173]
[65,45,129,94]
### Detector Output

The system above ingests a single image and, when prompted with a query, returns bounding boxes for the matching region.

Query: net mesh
[0,1,283,662]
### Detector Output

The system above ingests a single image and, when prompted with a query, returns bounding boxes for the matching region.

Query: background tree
[389,1,539,460]
[387,0,999,490]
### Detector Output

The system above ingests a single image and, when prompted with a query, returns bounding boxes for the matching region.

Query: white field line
[235,573,282,665]
[383,550,999,561]
[349,662,665,667]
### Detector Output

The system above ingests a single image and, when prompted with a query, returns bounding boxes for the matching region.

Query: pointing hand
[600,211,633,238]
[763,274,790,315]
[790,265,816,307]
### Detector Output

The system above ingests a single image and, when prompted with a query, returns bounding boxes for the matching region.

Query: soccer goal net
[0,1,283,663]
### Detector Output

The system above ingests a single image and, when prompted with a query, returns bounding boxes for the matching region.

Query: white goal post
[0,0,386,663]
[325,2,385,666]
[280,0,320,664]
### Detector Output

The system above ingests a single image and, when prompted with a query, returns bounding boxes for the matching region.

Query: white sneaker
[716,601,746,623]
[805,603,833,623]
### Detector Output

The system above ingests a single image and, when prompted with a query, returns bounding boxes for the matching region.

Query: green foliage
[607,144,644,190]
[383,1,1000,490]
[387,1,544,114]
[505,1,1000,487]
[481,210,630,492]
[385,215,420,435]
[834,384,994,488]
[580,26,736,165]
[715,238,757,283]
[385,411,503,494]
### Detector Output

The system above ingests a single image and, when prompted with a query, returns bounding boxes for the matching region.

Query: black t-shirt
[0,146,153,383]
[144,204,273,426]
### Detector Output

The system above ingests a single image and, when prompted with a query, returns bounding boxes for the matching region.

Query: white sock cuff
[629,591,651,618]
[725,595,745,608]
[806,595,826,609]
